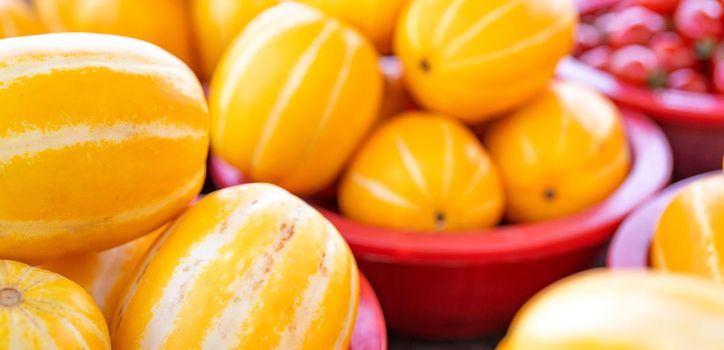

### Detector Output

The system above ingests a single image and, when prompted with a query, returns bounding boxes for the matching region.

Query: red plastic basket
[210,110,672,339]
[607,171,720,269]
[559,0,724,179]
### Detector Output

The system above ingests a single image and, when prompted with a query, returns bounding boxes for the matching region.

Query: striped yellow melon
[339,112,505,231]
[111,183,359,349]
[0,259,111,349]
[500,270,724,350]
[0,33,208,262]
[41,226,165,321]
[210,2,383,196]
[395,0,576,123]
[191,0,279,79]
[298,0,409,54]
[0,0,45,38]
[484,81,630,223]
[652,174,724,284]
[33,0,195,68]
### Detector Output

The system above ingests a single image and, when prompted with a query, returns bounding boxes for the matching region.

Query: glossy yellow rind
[652,174,724,284]
[499,270,724,350]
[395,0,576,122]
[210,2,383,196]
[340,112,505,231]
[41,226,165,321]
[0,33,209,262]
[111,183,359,350]
[0,259,111,350]
[484,81,630,223]
[0,0,45,38]
[33,0,195,68]
[298,0,408,54]
[191,0,279,79]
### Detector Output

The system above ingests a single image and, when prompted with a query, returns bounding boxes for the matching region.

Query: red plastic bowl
[607,171,720,269]
[210,110,672,339]
[559,0,724,179]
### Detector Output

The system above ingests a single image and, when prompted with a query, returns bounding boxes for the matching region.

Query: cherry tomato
[713,61,724,93]
[575,23,602,54]
[674,0,723,40]
[650,31,696,71]
[607,6,666,47]
[636,0,680,14]
[608,45,661,85]
[594,12,616,34]
[667,68,710,92]
[579,46,612,71]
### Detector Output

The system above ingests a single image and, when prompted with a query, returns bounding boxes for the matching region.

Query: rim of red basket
[558,0,724,127]
[211,110,672,264]
[607,171,720,269]
[351,273,387,350]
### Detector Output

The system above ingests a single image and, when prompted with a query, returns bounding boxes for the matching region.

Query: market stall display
[2,0,723,347]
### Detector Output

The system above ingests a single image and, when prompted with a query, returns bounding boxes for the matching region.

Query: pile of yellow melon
[202,0,631,231]
[3,0,714,348]
[1,1,361,348]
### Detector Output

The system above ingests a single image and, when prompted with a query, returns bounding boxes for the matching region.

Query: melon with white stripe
[209,2,383,196]
[41,226,165,321]
[297,0,408,54]
[191,0,278,79]
[339,112,505,231]
[499,270,724,349]
[111,183,359,349]
[395,0,576,123]
[652,174,724,284]
[0,259,111,349]
[483,81,630,223]
[0,33,209,262]
[33,0,195,68]
[0,0,45,39]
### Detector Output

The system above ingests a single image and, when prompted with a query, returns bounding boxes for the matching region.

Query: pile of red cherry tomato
[576,0,724,93]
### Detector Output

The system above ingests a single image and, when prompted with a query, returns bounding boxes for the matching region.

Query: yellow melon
[484,81,630,223]
[395,0,576,123]
[499,270,724,350]
[0,259,111,349]
[33,0,195,68]
[652,174,724,284]
[339,112,505,231]
[298,0,408,54]
[191,0,279,80]
[210,2,382,196]
[0,33,208,262]
[111,183,359,349]
[0,0,45,38]
[42,226,165,321]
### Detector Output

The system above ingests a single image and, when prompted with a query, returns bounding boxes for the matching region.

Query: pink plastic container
[351,273,387,350]
[210,110,672,339]
[607,171,719,269]
[559,0,724,179]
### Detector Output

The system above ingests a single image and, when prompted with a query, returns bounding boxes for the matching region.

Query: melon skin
[209,2,383,196]
[0,33,209,262]
[41,225,166,321]
[0,0,46,38]
[33,0,196,68]
[0,259,111,350]
[500,270,724,350]
[395,0,577,123]
[111,183,359,350]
